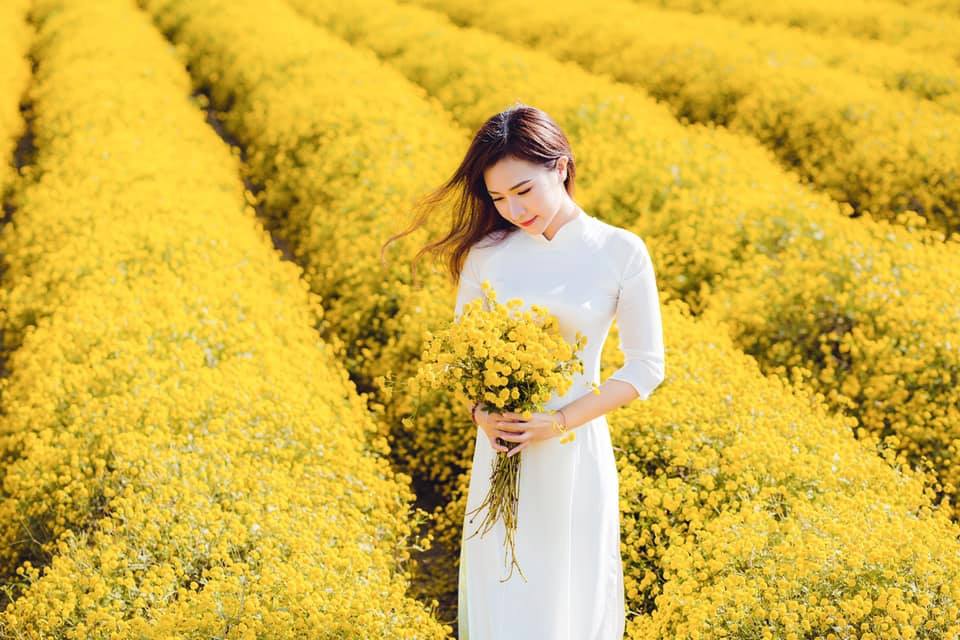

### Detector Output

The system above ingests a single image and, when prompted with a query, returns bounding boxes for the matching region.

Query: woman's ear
[556,156,568,183]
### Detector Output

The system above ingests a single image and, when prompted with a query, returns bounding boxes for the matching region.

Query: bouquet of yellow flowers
[407,280,585,582]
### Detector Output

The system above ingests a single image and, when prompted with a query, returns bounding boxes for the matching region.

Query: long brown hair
[380,103,577,286]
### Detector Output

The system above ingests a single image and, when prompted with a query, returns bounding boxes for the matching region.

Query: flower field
[0,0,958,638]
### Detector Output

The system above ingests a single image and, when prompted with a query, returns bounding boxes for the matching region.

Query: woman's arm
[555,378,638,430]
[553,236,666,430]
[604,236,666,400]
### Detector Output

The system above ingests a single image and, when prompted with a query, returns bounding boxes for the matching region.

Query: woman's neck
[542,200,581,242]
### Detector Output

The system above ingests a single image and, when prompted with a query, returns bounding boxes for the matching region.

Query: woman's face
[483,155,568,236]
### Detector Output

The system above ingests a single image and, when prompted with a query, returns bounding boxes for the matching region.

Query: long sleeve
[454,247,484,321]
[607,237,665,400]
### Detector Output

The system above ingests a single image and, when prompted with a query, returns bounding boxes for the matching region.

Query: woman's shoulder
[584,214,649,262]
[462,229,513,278]
[467,229,512,259]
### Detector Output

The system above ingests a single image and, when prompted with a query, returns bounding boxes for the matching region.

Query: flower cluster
[410,280,585,417]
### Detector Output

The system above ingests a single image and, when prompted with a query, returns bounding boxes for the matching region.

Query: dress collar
[525,210,588,247]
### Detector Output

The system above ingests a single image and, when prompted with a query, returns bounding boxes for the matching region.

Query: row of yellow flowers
[413,0,960,238]
[895,0,960,15]
[141,0,469,480]
[463,0,960,114]
[289,0,960,523]
[144,0,960,635]
[141,0,475,612]
[0,0,448,637]
[629,0,960,63]
[0,0,30,200]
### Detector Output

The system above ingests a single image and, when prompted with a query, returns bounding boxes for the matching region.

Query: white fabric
[453,211,665,639]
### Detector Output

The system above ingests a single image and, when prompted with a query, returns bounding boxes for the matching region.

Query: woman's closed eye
[492,187,532,202]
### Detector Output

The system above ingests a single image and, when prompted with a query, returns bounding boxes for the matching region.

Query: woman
[393,104,665,639]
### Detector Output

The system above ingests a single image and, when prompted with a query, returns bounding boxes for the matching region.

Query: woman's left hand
[493,411,566,457]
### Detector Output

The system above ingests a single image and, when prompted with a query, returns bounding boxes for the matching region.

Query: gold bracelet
[551,409,568,434]
[553,408,577,444]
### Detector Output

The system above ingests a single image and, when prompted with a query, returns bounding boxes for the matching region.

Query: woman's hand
[473,404,510,453]
[481,408,567,457]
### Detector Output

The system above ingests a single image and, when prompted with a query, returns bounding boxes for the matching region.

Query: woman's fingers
[489,437,507,452]
[490,440,505,452]
[506,442,527,458]
[497,421,526,432]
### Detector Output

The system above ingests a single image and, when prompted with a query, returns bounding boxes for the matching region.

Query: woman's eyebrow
[487,178,532,195]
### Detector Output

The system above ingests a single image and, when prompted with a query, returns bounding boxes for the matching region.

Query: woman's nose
[508,199,524,218]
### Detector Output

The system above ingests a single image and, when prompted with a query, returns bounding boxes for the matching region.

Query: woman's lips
[519,216,536,227]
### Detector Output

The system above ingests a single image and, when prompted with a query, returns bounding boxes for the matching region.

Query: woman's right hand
[474,404,510,453]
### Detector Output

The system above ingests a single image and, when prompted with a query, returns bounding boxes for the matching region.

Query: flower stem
[464,438,528,583]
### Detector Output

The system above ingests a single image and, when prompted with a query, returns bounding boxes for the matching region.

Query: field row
[629,0,960,62]
[0,0,447,636]
[0,0,30,204]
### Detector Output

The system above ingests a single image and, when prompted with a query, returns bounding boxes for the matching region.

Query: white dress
[453,211,666,640]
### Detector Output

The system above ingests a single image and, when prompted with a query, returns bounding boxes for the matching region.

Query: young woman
[394,104,665,639]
